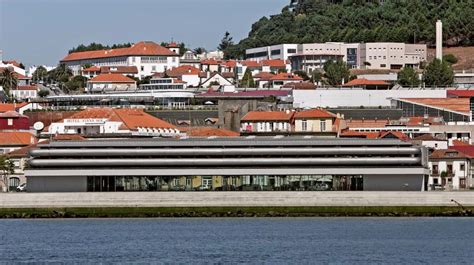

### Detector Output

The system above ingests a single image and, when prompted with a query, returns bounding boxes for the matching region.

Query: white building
[61,41,180,79]
[247,42,427,73]
[246,44,298,61]
[429,149,471,190]
[48,107,179,137]
[87,74,137,93]
[11,85,38,100]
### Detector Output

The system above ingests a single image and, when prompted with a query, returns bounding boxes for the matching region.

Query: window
[320,120,326,131]
[432,165,439,174]
[7,119,13,126]
[141,66,144,71]
[287,49,297,54]
[302,120,308,131]
[380,64,386,68]
[152,66,156,72]
[9,177,20,190]
[271,49,281,56]
[460,164,466,171]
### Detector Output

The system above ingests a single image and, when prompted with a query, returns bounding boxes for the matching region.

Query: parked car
[16,183,27,192]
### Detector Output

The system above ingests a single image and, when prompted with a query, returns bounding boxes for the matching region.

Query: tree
[48,64,73,84]
[193,47,207,55]
[443,54,458,65]
[38,89,50,98]
[294,70,310,81]
[323,60,350,86]
[0,68,18,98]
[398,67,420,87]
[240,68,256,88]
[218,31,234,51]
[32,66,48,83]
[64,75,87,92]
[311,70,323,83]
[19,63,25,69]
[424,59,454,87]
[0,155,15,192]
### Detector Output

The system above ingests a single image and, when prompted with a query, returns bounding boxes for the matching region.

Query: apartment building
[246,44,298,61]
[61,41,180,78]
[362,43,426,70]
[429,149,471,190]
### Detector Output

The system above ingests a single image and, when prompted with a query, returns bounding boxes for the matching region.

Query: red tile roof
[180,127,240,137]
[0,111,27,118]
[0,132,37,146]
[241,111,294,122]
[447,90,474,98]
[270,73,303,81]
[430,149,471,159]
[2,60,21,67]
[82,66,101,72]
[403,116,444,126]
[201,59,221,65]
[221,60,237,68]
[61,41,178,62]
[241,60,261,68]
[451,146,474,157]
[254,72,275,80]
[343,78,390,87]
[293,109,336,119]
[282,82,317,90]
[101,66,138,74]
[379,131,411,141]
[221,72,235,79]
[88,73,136,83]
[0,102,28,113]
[166,65,200,77]
[261,59,287,68]
[399,98,470,115]
[58,108,176,131]
[451,140,471,146]
[166,42,180,48]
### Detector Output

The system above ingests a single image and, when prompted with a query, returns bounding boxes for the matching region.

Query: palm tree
[0,155,15,192]
[0,68,18,98]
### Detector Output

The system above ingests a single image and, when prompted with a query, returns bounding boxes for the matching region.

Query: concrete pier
[1,192,474,208]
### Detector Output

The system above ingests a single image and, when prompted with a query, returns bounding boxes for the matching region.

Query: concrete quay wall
[1,192,474,208]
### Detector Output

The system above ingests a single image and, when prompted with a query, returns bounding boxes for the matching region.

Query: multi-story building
[429,149,471,190]
[61,41,180,78]
[293,109,338,136]
[246,44,298,61]
[247,42,427,73]
[240,111,294,134]
[86,74,137,93]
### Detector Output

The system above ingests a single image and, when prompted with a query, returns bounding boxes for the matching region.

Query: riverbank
[1,206,473,218]
[1,192,474,218]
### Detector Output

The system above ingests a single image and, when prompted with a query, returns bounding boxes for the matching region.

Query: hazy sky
[0,0,288,66]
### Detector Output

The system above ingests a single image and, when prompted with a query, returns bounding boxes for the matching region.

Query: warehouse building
[26,137,429,192]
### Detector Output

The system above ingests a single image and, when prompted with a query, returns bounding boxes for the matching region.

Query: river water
[0,218,473,264]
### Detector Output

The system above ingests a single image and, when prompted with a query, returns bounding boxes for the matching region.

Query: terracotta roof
[403,116,444,126]
[343,78,390,87]
[0,67,27,79]
[7,144,35,158]
[166,42,180,48]
[57,108,176,131]
[201,59,221,65]
[398,98,470,115]
[379,131,411,141]
[180,127,240,137]
[430,149,471,159]
[254,72,275,80]
[61,41,178,62]
[2,60,21,67]
[0,111,27,118]
[447,90,474,98]
[270,73,303,81]
[241,60,261,68]
[451,146,474,157]
[16,85,37,91]
[241,111,294,122]
[166,65,200,77]
[451,140,471,146]
[0,132,36,146]
[293,109,336,119]
[0,102,28,113]
[101,66,138,74]
[221,60,237,68]
[339,130,380,139]
[282,82,317,90]
[82,66,101,72]
[261,59,286,68]
[88,74,136,83]
[413,134,443,141]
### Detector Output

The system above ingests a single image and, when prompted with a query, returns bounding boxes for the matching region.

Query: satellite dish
[33,121,44,131]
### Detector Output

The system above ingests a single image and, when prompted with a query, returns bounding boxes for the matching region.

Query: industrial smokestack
[436,20,443,60]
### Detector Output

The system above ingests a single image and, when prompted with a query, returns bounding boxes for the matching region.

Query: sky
[0,0,288,67]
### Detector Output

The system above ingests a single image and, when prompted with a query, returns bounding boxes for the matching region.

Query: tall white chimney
[436,20,443,60]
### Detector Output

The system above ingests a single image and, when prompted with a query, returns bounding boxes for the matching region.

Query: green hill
[228,0,473,58]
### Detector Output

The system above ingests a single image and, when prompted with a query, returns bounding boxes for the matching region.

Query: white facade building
[363,43,427,70]
[61,41,180,79]
[429,149,471,190]
[246,44,298,61]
